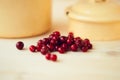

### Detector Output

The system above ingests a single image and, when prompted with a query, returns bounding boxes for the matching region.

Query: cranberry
[47,44,55,52]
[37,40,43,46]
[60,36,67,43]
[81,46,88,52]
[83,38,90,44]
[50,39,57,45]
[49,34,55,40]
[61,43,68,51]
[68,32,74,39]
[16,41,24,50]
[52,35,59,40]
[40,46,49,55]
[51,54,57,61]
[36,45,42,51]
[42,38,49,44]
[74,38,82,47]
[58,47,65,54]
[29,45,36,52]
[67,39,73,45]
[53,31,60,37]
[55,45,59,51]
[45,53,51,60]
[88,43,93,49]
[70,44,78,51]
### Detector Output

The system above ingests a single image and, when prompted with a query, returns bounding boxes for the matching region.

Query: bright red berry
[29,45,36,52]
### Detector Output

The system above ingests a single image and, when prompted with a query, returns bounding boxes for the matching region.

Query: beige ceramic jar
[0,0,51,38]
[66,0,120,41]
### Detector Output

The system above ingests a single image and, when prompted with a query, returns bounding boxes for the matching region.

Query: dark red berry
[68,32,74,39]
[45,53,51,60]
[51,54,57,61]
[81,47,88,52]
[67,39,73,45]
[40,46,49,55]
[60,36,67,43]
[61,43,68,51]
[58,47,65,54]
[36,45,42,51]
[50,39,57,45]
[42,38,49,44]
[16,41,24,50]
[83,38,90,44]
[29,45,36,52]
[47,44,55,52]
[37,40,43,46]
[88,43,93,49]
[55,45,59,51]
[70,44,78,51]
[53,31,60,37]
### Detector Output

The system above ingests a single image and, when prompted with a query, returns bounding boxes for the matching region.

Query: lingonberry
[29,45,36,52]
[16,41,24,50]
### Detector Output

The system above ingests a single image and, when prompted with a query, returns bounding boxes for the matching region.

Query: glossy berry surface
[51,54,57,61]
[29,45,36,52]
[45,53,51,60]
[16,41,24,50]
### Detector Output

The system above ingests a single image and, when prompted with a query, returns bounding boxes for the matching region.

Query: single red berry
[60,36,67,43]
[51,54,57,61]
[45,53,51,60]
[47,44,55,52]
[42,38,49,44]
[70,44,78,51]
[53,31,60,37]
[68,32,74,39]
[81,46,88,52]
[67,39,73,45]
[36,45,42,51]
[58,47,65,54]
[29,45,36,52]
[40,46,49,55]
[16,41,24,50]
[50,39,57,45]
[87,43,93,49]
[37,40,43,46]
[83,38,90,44]
[61,43,68,51]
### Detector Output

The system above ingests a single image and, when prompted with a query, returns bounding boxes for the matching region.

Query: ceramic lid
[67,0,120,22]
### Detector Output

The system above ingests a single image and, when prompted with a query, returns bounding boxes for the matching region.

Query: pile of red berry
[16,31,93,62]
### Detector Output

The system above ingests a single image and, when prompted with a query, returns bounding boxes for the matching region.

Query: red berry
[42,38,49,44]
[37,40,43,46]
[60,36,67,43]
[53,31,60,37]
[50,39,57,45]
[81,47,88,52]
[29,45,36,52]
[70,44,78,51]
[51,54,57,61]
[40,46,49,55]
[36,45,42,51]
[61,43,68,51]
[16,41,24,50]
[88,44,93,49]
[67,39,73,45]
[45,53,51,60]
[47,44,55,52]
[58,47,65,54]
[83,38,90,44]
